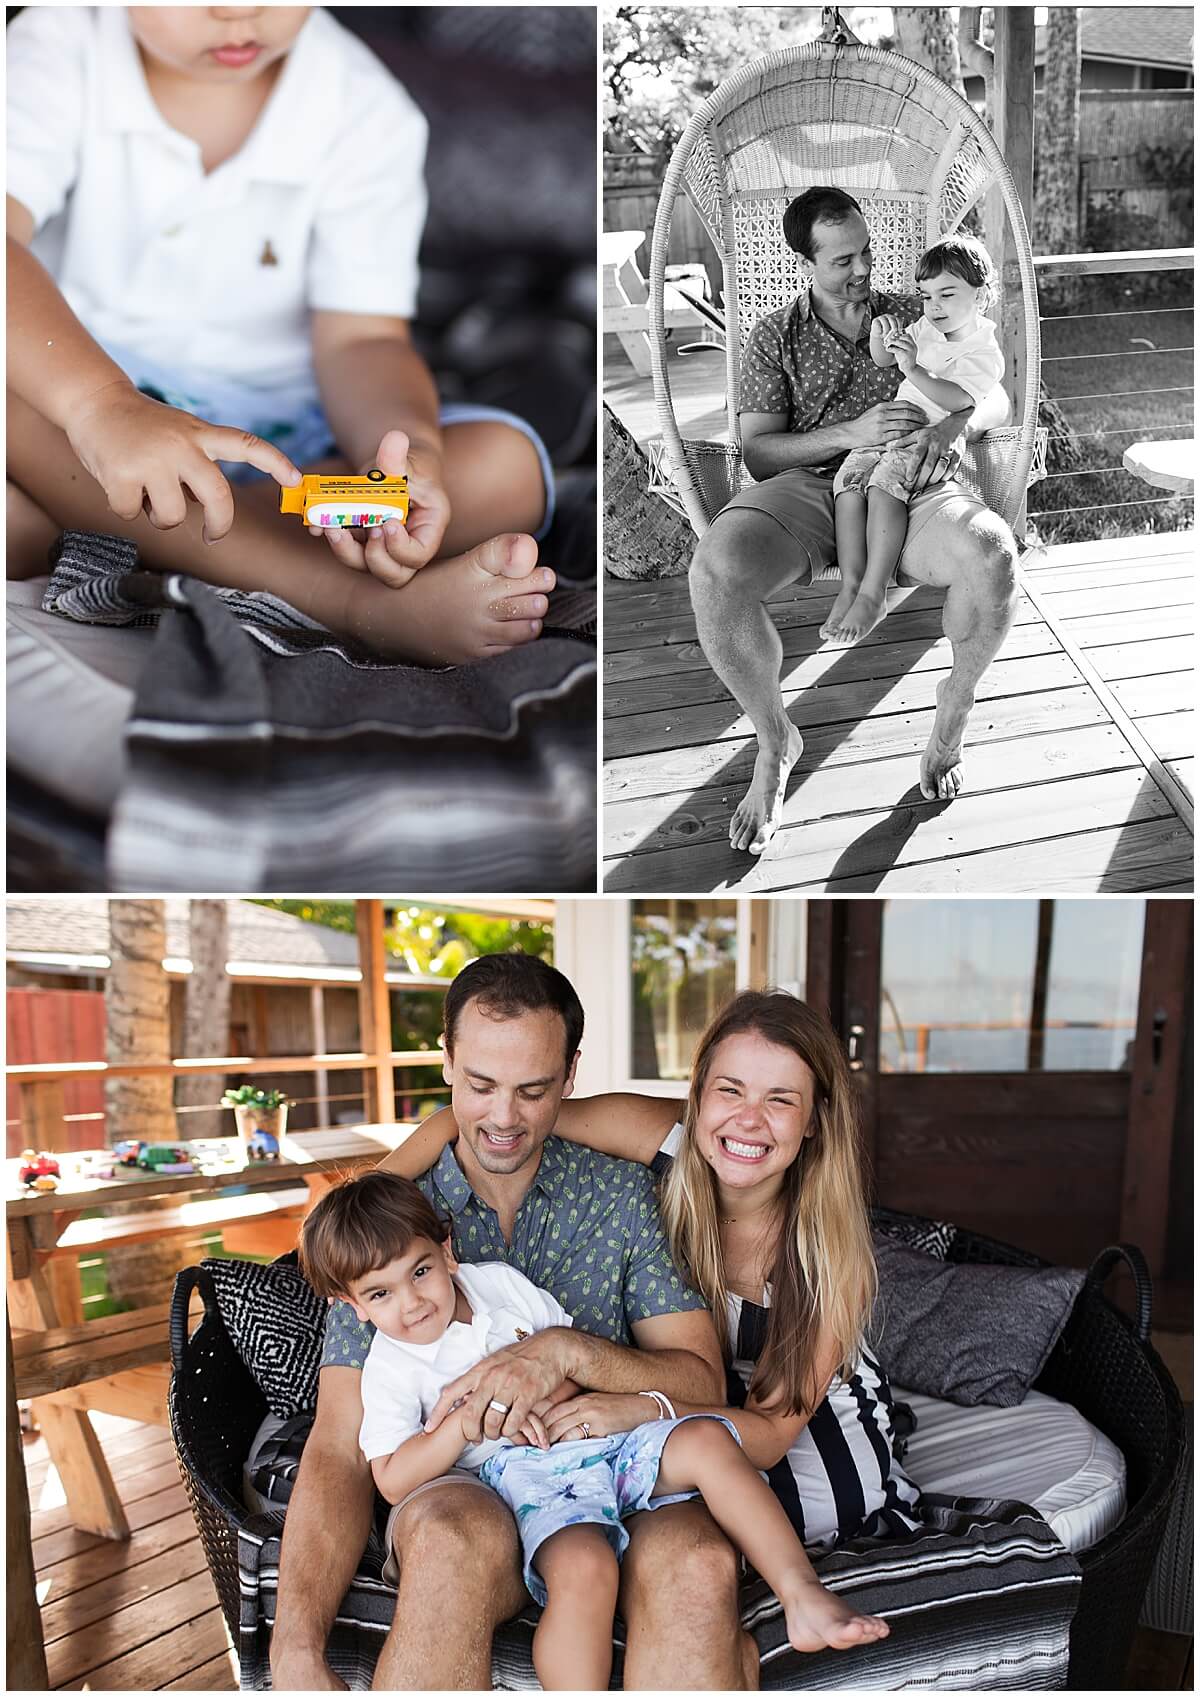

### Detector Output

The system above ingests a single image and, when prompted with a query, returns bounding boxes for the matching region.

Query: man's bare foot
[269,1649,348,1690]
[833,587,888,645]
[343,533,553,665]
[919,678,967,801]
[819,578,862,643]
[779,1577,890,1654]
[729,721,803,854]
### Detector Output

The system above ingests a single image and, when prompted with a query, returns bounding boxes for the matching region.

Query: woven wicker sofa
[168,1214,1183,1690]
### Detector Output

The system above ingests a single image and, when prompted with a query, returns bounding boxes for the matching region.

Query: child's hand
[871,312,900,343]
[885,327,918,374]
[68,379,302,542]
[314,428,450,588]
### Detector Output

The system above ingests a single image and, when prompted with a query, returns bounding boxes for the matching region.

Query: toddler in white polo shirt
[300,1170,890,1691]
[6,7,554,665]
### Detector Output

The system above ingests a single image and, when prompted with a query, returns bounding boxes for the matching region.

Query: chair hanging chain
[818,7,863,47]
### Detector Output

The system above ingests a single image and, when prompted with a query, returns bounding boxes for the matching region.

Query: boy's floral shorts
[833,443,961,504]
[479,1413,741,1605]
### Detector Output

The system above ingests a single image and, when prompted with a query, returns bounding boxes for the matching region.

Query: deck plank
[603,519,1193,891]
[605,768,1173,893]
[40,1536,211,1647]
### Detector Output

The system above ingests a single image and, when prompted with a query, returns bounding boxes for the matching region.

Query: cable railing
[1029,248,1193,542]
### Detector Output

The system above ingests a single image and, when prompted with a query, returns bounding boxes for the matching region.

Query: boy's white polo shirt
[6,7,428,394]
[895,315,1005,423]
[358,1261,574,1472]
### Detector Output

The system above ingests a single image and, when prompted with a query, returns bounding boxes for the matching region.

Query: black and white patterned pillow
[202,1254,326,1419]
[873,1213,957,1259]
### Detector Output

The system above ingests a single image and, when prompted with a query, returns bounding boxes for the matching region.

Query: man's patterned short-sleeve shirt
[739,283,925,476]
[321,1138,706,1369]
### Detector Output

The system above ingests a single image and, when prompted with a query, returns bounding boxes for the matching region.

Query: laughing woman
[394,988,921,1557]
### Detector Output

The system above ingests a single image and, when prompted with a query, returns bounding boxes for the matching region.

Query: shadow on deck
[603,530,1194,894]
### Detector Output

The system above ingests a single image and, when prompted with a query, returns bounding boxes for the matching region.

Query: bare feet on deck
[779,1578,890,1655]
[343,533,553,665]
[919,678,966,801]
[730,721,804,855]
[818,578,862,644]
[824,587,888,646]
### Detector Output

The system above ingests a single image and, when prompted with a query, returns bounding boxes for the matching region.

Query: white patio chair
[647,27,1048,555]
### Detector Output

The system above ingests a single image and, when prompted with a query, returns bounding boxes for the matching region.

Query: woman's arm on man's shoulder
[376,1108,458,1179]
[555,1093,684,1164]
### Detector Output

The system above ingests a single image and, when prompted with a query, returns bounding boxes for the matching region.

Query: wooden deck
[25,1410,236,1691]
[604,342,1194,893]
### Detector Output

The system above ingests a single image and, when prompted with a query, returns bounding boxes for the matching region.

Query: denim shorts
[479,1414,740,1607]
[98,339,555,538]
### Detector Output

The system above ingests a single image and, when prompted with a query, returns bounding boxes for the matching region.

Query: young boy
[6,6,555,665]
[821,233,1005,646]
[300,1171,890,1690]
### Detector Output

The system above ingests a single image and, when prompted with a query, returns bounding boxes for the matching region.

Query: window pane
[879,899,1145,1074]
[630,900,737,1080]
[1043,902,1145,1071]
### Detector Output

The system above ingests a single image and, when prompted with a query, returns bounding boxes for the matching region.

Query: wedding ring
[580,1421,591,1438]
[488,1399,511,1415]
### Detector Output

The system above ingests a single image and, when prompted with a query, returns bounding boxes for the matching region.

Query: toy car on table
[18,1148,61,1191]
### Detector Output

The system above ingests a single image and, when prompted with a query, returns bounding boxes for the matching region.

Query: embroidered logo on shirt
[513,1327,531,1341]
[259,240,279,267]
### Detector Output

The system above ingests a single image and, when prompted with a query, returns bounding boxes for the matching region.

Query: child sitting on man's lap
[6,6,554,666]
[821,233,1005,647]
[300,1171,890,1691]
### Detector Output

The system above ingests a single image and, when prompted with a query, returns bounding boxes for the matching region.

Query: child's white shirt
[6,7,428,397]
[358,1261,574,1473]
[893,315,1005,424]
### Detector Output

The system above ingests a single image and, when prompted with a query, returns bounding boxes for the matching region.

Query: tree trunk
[602,405,695,580]
[1034,8,1081,258]
[177,901,231,1141]
[104,901,190,1310]
[893,8,966,96]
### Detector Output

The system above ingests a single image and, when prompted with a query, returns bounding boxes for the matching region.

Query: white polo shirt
[7,6,428,395]
[895,314,1005,424]
[358,1261,574,1472]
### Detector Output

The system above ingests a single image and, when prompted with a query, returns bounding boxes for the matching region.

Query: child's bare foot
[342,532,553,665]
[730,720,803,855]
[819,578,862,644]
[834,587,889,645]
[779,1577,890,1654]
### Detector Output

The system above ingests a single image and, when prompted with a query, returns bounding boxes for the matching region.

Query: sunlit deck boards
[603,530,1194,894]
[25,1411,236,1691]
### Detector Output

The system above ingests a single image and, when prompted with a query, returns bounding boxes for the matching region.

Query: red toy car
[18,1149,61,1191]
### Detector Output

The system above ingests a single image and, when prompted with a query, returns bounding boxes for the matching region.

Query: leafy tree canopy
[253,901,553,978]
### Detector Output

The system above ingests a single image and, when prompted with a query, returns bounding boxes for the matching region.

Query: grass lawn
[1031,275,1194,543]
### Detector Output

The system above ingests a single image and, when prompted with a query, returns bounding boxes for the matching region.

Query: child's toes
[473,532,541,580]
[492,591,548,624]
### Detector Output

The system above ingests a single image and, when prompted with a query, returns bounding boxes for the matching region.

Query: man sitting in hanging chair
[688,187,1017,854]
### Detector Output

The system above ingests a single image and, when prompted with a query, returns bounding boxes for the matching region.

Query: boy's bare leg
[6,478,58,579]
[439,420,548,556]
[620,1498,756,1688]
[821,491,868,642]
[653,1421,890,1655]
[532,1525,618,1691]
[6,392,552,664]
[377,1483,526,1689]
[835,485,909,644]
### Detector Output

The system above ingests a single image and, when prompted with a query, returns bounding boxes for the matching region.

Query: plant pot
[232,1104,287,1148]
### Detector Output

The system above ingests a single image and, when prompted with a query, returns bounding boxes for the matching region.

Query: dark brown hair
[782,186,863,260]
[299,1170,449,1299]
[442,952,584,1071]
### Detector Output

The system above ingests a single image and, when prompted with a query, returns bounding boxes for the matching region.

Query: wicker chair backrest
[651,40,1042,534]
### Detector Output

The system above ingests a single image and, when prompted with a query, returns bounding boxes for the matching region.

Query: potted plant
[221,1085,289,1152]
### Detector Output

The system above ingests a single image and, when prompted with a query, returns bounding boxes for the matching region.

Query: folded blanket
[42,533,596,891]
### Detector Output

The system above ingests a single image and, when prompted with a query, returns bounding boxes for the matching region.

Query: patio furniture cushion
[203,1256,326,1421]
[873,1234,1086,1407]
[900,1386,1127,1555]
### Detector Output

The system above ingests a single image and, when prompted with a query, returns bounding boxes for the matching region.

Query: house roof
[3,899,420,985]
[1036,9,1194,70]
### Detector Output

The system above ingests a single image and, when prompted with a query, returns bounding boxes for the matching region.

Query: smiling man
[271,952,752,1692]
[689,186,1019,852]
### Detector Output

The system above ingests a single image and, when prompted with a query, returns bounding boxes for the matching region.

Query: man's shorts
[712,465,987,583]
[96,337,556,538]
[832,444,963,504]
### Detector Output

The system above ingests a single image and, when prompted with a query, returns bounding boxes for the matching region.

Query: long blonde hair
[658,990,876,1416]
